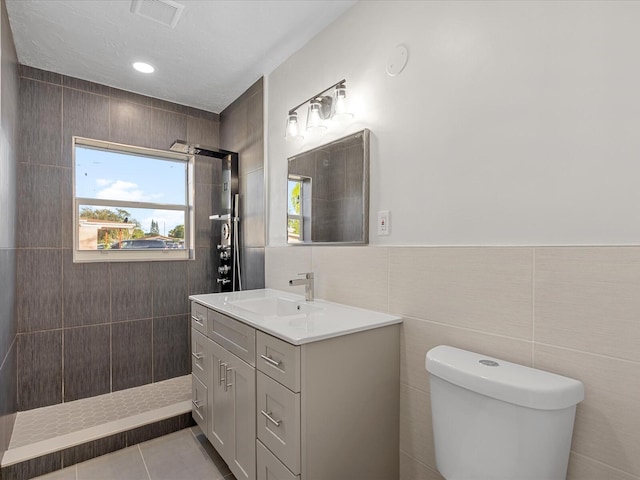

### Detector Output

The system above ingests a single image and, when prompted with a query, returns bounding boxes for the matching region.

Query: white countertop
[189,289,402,345]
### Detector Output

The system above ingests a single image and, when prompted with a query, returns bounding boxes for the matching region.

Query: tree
[168,224,184,239]
[79,207,139,246]
[150,219,160,235]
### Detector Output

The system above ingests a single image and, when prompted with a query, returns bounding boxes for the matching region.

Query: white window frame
[72,136,195,263]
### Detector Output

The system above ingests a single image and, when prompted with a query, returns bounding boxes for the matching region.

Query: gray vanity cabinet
[192,300,400,480]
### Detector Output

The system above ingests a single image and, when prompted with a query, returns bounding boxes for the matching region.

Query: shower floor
[2,375,192,476]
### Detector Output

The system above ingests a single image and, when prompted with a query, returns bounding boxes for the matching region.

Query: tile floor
[32,427,237,480]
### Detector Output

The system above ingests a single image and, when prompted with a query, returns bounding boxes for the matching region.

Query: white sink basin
[190,289,402,345]
[229,296,323,317]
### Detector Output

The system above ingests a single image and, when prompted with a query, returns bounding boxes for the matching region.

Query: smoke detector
[130,0,185,28]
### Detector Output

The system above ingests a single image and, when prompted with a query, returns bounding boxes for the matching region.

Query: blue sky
[76,146,187,233]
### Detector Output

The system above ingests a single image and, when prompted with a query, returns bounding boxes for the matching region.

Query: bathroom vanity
[189,289,402,480]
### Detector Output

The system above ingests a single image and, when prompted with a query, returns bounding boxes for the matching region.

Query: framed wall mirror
[287,129,369,245]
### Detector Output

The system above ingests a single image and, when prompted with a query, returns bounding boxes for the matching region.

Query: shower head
[170,140,231,159]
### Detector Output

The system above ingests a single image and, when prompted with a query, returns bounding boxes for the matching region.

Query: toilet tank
[426,346,584,480]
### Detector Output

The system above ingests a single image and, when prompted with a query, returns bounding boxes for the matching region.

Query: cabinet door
[227,353,256,480]
[209,340,232,457]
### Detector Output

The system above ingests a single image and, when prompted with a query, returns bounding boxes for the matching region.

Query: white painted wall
[267,0,640,246]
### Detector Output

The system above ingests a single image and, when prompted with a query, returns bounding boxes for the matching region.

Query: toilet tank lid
[426,345,584,410]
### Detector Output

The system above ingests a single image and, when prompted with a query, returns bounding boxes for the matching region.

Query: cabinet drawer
[257,440,299,480]
[191,301,208,335]
[257,332,300,393]
[209,309,255,366]
[256,372,300,475]
[192,374,207,433]
[191,329,210,383]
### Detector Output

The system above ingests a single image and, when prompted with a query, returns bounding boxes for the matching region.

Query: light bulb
[306,99,326,132]
[285,112,303,141]
[332,83,353,120]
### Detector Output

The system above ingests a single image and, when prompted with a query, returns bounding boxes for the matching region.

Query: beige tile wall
[265,245,640,480]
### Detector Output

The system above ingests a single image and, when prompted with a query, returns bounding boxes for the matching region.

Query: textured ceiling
[6,0,355,113]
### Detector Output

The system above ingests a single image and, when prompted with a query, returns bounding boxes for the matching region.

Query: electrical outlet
[377,210,390,236]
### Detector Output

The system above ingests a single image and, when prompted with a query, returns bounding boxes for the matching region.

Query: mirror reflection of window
[288,176,311,243]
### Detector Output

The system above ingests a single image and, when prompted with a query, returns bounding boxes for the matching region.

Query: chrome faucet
[289,272,314,302]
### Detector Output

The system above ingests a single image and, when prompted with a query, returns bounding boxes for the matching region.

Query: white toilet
[426,345,584,480]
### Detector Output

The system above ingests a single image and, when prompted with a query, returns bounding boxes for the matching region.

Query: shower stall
[170,140,241,292]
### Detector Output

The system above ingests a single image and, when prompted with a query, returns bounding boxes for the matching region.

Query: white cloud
[140,210,185,235]
[96,180,162,202]
[95,178,111,186]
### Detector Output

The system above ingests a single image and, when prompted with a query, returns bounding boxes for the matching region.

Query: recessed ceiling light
[133,62,155,74]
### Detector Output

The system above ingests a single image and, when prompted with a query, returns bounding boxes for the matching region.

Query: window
[73,137,194,262]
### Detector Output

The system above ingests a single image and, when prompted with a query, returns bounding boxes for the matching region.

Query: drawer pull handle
[225,366,233,391]
[260,410,281,427]
[260,354,282,368]
[219,361,227,386]
[192,315,204,325]
[192,352,204,360]
[192,400,202,409]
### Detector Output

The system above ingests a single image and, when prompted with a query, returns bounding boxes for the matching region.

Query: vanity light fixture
[285,79,352,140]
[132,61,155,73]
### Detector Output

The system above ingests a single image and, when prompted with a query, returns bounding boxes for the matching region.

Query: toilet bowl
[426,346,584,480]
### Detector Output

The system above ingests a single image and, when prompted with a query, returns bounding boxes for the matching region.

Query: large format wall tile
[17,330,62,410]
[16,249,62,332]
[0,249,16,361]
[187,116,220,151]
[400,384,436,471]
[242,168,265,248]
[149,108,187,152]
[188,247,215,296]
[195,183,216,248]
[110,262,153,323]
[111,319,152,392]
[264,246,311,293]
[18,79,62,166]
[108,98,153,148]
[153,315,189,382]
[241,247,265,290]
[401,317,533,394]
[535,247,640,362]
[0,340,17,452]
[534,344,640,477]
[567,452,639,480]
[16,163,63,248]
[152,262,188,317]
[312,246,389,312]
[62,87,110,167]
[389,247,533,340]
[62,250,110,327]
[64,325,111,401]
[62,75,110,96]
